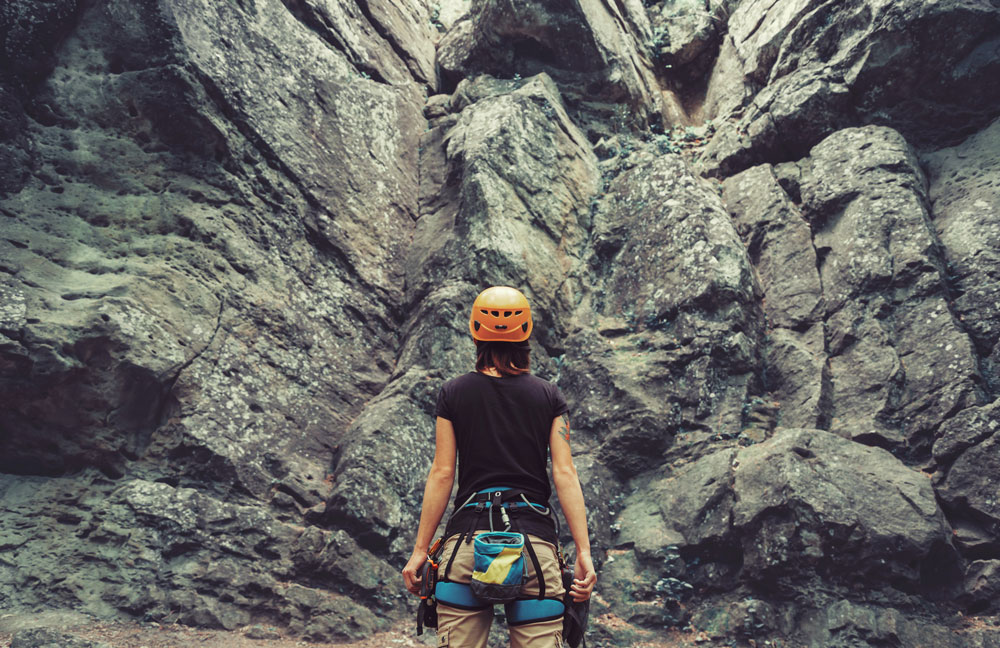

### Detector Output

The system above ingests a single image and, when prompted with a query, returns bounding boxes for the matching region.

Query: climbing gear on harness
[469,286,533,342]
[442,488,550,599]
[416,537,443,636]
[422,486,573,637]
[470,531,526,603]
[432,487,562,619]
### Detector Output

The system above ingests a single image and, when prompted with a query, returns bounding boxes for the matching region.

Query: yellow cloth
[473,546,522,584]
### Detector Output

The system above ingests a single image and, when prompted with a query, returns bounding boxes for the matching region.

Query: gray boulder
[11,628,109,648]
[612,428,957,610]
[732,429,956,589]
[962,560,1000,615]
[723,164,829,429]
[560,149,762,477]
[796,597,1000,648]
[936,400,1000,540]
[723,164,822,330]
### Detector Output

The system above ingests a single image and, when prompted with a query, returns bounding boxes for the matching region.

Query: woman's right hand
[569,553,596,602]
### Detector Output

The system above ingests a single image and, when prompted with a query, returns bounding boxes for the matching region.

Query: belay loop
[489,490,513,532]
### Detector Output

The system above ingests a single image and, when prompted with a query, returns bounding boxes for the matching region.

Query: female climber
[402,285,596,648]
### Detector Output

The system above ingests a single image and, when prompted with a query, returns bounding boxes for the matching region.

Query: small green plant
[656,134,680,154]
[429,3,443,29]
[651,25,672,67]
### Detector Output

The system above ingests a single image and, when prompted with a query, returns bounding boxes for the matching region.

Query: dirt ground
[0,611,712,648]
[0,618,430,648]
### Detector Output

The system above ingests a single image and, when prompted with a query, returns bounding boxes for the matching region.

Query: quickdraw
[415,537,442,636]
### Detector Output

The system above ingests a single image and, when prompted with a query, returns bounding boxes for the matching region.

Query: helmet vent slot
[515,311,523,315]
[492,311,499,316]
[481,309,488,314]
[504,311,512,317]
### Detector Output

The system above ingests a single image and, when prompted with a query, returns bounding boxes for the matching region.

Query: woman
[402,286,596,648]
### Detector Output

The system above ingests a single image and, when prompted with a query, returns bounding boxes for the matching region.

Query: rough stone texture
[3,0,1000,645]
[724,165,821,329]
[557,150,762,484]
[732,429,956,590]
[0,472,394,639]
[935,400,1000,542]
[698,0,1000,176]
[10,628,109,648]
[612,428,957,612]
[924,117,1000,393]
[799,126,981,453]
[723,164,828,429]
[646,0,732,84]
[436,0,666,128]
[796,599,1000,648]
[716,127,984,451]
[0,0,427,638]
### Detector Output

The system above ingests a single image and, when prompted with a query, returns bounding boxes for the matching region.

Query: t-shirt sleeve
[435,384,452,420]
[551,384,569,419]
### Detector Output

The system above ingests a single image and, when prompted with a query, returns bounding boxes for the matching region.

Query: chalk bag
[470,531,525,604]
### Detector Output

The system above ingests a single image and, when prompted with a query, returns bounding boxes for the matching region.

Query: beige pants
[436,532,565,648]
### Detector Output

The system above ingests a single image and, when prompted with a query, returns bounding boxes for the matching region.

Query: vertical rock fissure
[276,0,391,85]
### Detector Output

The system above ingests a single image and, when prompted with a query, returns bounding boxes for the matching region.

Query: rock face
[697,0,1000,176]
[1,0,427,638]
[2,0,1000,646]
[799,126,980,452]
[437,0,664,128]
[613,428,955,595]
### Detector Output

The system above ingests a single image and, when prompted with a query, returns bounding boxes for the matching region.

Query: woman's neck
[479,367,502,377]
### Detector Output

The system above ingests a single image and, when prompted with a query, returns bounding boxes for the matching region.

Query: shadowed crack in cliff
[276,0,390,85]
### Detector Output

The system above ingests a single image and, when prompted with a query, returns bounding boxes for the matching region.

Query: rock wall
[1,0,999,645]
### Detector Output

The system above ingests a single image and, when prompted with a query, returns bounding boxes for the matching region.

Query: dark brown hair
[475,340,531,376]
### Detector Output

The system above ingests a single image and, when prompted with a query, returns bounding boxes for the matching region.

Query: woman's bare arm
[402,416,457,594]
[550,414,596,601]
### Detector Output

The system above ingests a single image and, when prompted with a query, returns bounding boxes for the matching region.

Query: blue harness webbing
[434,581,566,626]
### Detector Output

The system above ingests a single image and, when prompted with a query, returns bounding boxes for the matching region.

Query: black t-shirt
[435,371,569,509]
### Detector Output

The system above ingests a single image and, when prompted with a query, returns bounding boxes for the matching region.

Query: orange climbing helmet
[469,286,533,342]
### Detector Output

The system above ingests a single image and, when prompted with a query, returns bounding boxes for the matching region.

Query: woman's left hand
[402,550,427,595]
[569,553,597,602]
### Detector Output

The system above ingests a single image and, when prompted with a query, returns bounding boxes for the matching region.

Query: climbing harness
[416,487,568,633]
